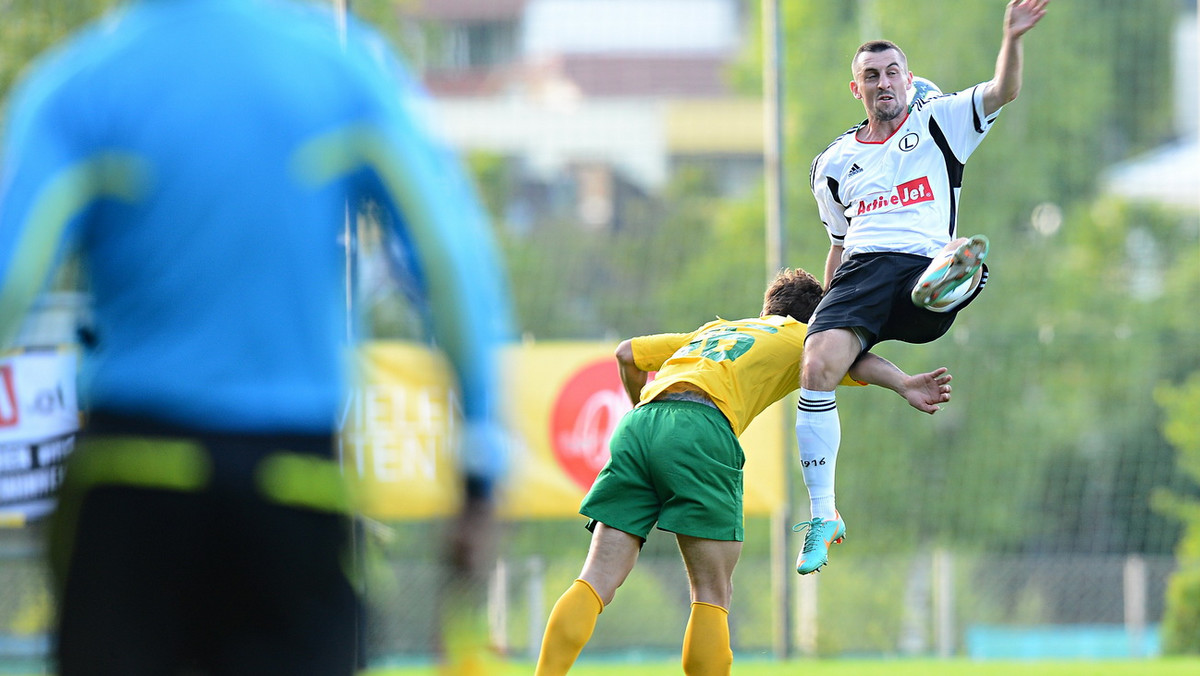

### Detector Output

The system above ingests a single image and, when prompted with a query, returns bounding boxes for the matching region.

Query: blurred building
[403,0,762,231]
[1103,9,1199,212]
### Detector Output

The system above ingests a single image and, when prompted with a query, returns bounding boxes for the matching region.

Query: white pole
[762,0,785,284]
[762,0,791,659]
[770,510,790,657]
[1123,554,1147,658]
[489,558,509,653]
[796,574,818,656]
[334,0,350,39]
[528,556,546,660]
[334,0,352,344]
[933,549,955,658]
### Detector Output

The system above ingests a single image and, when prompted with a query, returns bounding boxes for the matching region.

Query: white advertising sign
[0,350,79,525]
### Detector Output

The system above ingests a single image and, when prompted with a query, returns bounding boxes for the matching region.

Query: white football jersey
[810,83,1000,260]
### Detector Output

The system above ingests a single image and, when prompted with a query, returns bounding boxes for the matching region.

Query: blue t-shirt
[0,0,511,480]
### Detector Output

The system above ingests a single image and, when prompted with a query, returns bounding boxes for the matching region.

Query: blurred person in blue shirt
[0,0,512,673]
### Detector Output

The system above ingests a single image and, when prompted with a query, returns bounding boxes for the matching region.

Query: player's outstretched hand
[1006,0,1049,39]
[901,366,952,415]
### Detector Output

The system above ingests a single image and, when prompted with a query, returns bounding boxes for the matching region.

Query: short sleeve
[810,154,849,245]
[925,83,999,163]
[631,332,694,372]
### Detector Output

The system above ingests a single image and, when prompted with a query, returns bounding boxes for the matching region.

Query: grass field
[7,657,1199,675]
[367,657,1200,676]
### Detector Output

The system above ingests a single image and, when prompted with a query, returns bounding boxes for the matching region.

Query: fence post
[771,510,792,658]
[899,553,930,655]
[488,558,508,653]
[932,549,955,658]
[527,556,546,660]
[796,573,818,656]
[1124,554,1147,658]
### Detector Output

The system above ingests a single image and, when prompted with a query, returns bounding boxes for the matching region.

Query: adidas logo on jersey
[848,163,864,176]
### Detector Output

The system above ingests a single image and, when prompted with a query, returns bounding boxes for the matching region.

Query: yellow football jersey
[633,315,860,436]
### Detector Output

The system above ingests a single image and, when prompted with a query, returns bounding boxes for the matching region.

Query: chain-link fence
[0,528,51,673]
[0,526,1180,669]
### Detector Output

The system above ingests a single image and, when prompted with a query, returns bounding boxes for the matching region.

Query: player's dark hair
[762,268,823,323]
[852,39,908,74]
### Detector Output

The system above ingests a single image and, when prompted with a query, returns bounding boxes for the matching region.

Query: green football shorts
[580,400,745,541]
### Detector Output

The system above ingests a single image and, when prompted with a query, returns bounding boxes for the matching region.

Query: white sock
[795,388,840,520]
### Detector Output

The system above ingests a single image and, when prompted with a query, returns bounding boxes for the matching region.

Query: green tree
[1156,372,1200,653]
[493,164,738,340]
[0,1,118,103]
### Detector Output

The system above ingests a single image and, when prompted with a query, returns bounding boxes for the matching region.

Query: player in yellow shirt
[535,268,952,676]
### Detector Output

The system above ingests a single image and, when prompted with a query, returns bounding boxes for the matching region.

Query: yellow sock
[681,601,732,676]
[534,579,604,676]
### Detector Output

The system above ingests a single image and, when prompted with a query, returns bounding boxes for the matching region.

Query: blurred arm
[0,64,144,350]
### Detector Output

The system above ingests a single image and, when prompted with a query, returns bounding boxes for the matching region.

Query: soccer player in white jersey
[793,0,1049,574]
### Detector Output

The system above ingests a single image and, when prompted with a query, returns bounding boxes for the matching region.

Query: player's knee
[801,348,849,390]
[801,328,859,389]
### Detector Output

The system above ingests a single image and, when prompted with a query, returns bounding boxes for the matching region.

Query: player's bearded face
[871,85,906,121]
[853,50,909,122]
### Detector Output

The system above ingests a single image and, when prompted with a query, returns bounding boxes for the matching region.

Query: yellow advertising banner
[341,342,463,520]
[343,340,787,520]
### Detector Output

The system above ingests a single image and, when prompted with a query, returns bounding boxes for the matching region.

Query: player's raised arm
[982,0,1049,116]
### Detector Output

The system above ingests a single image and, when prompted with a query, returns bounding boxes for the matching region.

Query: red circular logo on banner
[549,358,634,491]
